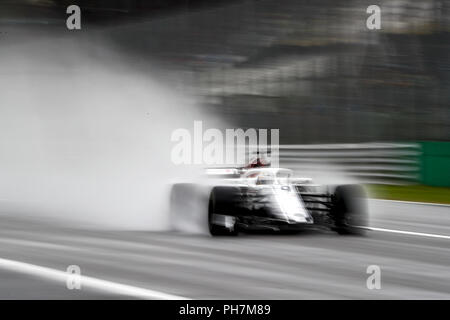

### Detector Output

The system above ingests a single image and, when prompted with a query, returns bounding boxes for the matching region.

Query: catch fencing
[273,143,421,185]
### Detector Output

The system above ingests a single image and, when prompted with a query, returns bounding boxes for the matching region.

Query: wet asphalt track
[0,200,449,299]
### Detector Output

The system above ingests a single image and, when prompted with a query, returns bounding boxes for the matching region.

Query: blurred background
[1,0,449,200]
[2,0,449,142]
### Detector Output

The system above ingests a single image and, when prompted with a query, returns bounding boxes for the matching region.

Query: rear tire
[331,185,368,235]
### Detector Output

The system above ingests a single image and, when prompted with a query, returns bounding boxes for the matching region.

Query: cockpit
[245,169,293,186]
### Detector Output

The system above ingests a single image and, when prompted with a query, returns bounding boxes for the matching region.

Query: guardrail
[274,143,421,185]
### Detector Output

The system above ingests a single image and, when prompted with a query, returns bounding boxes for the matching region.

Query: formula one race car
[170,161,368,236]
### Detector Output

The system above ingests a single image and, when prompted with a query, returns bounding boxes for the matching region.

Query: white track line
[370,199,450,207]
[361,226,450,240]
[0,258,190,300]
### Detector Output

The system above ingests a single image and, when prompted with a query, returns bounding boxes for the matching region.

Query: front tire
[208,187,239,236]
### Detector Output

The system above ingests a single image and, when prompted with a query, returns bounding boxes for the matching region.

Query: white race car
[170,164,368,236]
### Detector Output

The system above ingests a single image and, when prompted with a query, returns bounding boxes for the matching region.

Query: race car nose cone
[291,214,307,222]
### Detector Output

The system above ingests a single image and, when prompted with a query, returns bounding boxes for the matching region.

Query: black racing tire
[208,187,239,236]
[331,184,368,235]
